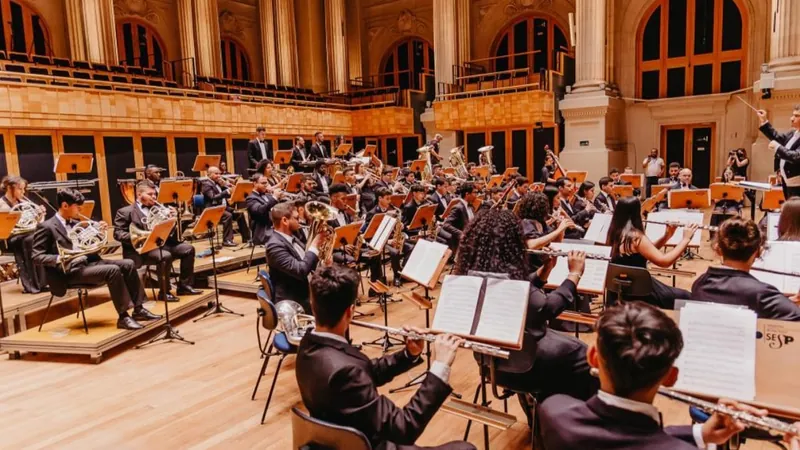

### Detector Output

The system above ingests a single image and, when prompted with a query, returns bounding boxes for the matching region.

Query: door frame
[659,122,716,184]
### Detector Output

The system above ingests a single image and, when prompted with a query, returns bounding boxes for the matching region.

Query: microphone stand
[194,220,243,321]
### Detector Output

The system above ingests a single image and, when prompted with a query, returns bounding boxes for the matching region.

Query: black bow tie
[66,219,76,227]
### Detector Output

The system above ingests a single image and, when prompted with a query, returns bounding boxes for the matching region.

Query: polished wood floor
[0,236,776,449]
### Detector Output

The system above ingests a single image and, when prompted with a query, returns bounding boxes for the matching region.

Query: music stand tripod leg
[195,224,244,321]
[389,288,438,394]
[361,291,404,354]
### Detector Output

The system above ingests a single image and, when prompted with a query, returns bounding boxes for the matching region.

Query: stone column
[325,0,348,93]
[572,0,606,92]
[82,0,118,64]
[259,0,278,85]
[769,0,800,72]
[296,0,327,92]
[433,0,457,87]
[346,0,364,82]
[64,0,87,61]
[275,0,299,87]
[455,0,470,66]
[176,0,197,86]
[193,0,222,78]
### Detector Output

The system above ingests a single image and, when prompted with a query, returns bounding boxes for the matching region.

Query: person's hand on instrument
[403,326,427,357]
[757,109,768,125]
[432,333,463,367]
[567,250,586,283]
[681,223,699,242]
[701,399,767,445]
[664,223,678,239]
[783,422,800,450]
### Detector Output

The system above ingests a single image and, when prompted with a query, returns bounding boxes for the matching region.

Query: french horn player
[0,176,47,293]
[114,180,202,303]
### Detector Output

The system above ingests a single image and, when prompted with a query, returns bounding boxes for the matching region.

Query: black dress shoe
[132,307,162,321]
[117,316,144,330]
[222,240,237,247]
[176,286,202,295]
[157,291,179,302]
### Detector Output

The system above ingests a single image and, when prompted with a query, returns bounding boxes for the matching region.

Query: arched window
[220,38,250,81]
[491,15,570,73]
[116,20,166,73]
[637,0,746,99]
[0,0,50,55]
[380,38,434,90]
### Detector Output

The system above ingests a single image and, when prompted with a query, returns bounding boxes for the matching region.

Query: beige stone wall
[218,0,264,82]
[31,0,70,58]
[361,0,434,78]
[112,0,181,66]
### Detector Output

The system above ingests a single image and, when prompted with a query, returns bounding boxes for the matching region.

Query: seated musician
[0,176,47,293]
[691,218,800,320]
[374,168,394,191]
[710,167,743,231]
[363,187,405,287]
[609,168,628,186]
[573,181,598,224]
[327,183,382,289]
[606,197,697,309]
[114,181,201,302]
[489,186,504,205]
[541,153,558,186]
[311,162,330,197]
[254,160,280,186]
[658,162,681,185]
[290,136,312,173]
[33,189,160,330]
[455,209,598,401]
[517,192,573,250]
[671,168,697,190]
[556,177,591,237]
[143,164,165,198]
[296,264,475,450]
[246,175,281,246]
[441,182,477,251]
[594,177,616,213]
[432,164,445,179]
[399,169,417,193]
[539,301,765,450]
[428,177,451,219]
[778,198,800,241]
[265,202,323,312]
[466,163,478,181]
[200,166,250,247]
[507,176,530,209]
[354,165,377,213]
[298,175,318,202]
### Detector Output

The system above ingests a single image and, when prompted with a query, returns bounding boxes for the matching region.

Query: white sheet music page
[473,278,530,348]
[546,242,612,292]
[752,241,800,294]
[369,215,396,251]
[766,213,780,241]
[645,210,703,246]
[432,275,483,336]
[584,213,612,244]
[401,238,449,286]
[674,302,757,401]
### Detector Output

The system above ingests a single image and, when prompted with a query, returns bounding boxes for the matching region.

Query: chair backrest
[257,290,279,331]
[291,407,371,450]
[604,264,653,298]
[258,269,275,301]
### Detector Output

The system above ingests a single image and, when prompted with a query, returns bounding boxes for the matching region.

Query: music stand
[363,213,386,240]
[710,183,744,207]
[332,171,345,184]
[475,166,490,180]
[566,170,588,185]
[273,150,293,168]
[192,206,244,321]
[651,184,671,197]
[409,159,427,174]
[486,175,504,189]
[79,200,95,219]
[620,173,644,188]
[361,144,377,157]
[158,179,194,242]
[0,212,20,337]
[502,167,519,178]
[333,223,362,251]
[390,168,400,181]
[668,189,710,209]
[192,155,222,173]
[408,204,437,237]
[389,194,405,209]
[334,144,352,157]
[611,185,634,199]
[344,194,359,212]
[442,199,461,220]
[54,153,94,192]
[762,189,786,211]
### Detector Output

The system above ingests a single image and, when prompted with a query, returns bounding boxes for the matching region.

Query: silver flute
[350,320,510,359]
[644,220,719,232]
[526,249,612,261]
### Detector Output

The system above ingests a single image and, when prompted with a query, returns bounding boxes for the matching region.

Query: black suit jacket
[539,394,697,450]
[560,199,592,226]
[594,191,616,213]
[265,231,319,311]
[246,192,279,245]
[428,191,449,218]
[248,139,272,168]
[291,146,312,172]
[442,202,472,241]
[691,267,800,321]
[200,179,230,207]
[312,172,331,195]
[113,204,179,267]
[296,332,450,450]
[310,142,328,160]
[32,215,103,296]
[670,182,697,190]
[759,122,800,180]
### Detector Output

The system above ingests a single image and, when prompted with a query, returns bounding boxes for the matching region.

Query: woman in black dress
[0,176,47,293]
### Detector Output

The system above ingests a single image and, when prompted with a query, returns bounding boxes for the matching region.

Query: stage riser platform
[208,267,265,295]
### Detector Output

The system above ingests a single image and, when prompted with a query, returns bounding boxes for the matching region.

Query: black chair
[73,71,91,80]
[38,285,100,334]
[53,57,72,68]
[164,81,178,89]
[28,66,49,76]
[73,60,92,70]
[148,79,164,87]
[131,77,147,85]
[126,66,144,75]
[603,263,653,305]
[4,64,25,73]
[291,407,372,450]
[93,73,110,82]
[51,69,70,78]
[32,55,51,65]
[110,65,126,74]
[9,52,29,63]
[92,63,109,72]
[111,75,128,84]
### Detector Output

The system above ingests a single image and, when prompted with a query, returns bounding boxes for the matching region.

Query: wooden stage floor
[208,268,263,295]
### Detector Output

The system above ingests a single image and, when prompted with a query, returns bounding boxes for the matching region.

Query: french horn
[58,214,109,272]
[130,202,176,251]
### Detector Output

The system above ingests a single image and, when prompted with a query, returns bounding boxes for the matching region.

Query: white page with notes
[473,278,529,347]
[546,242,611,293]
[584,213,612,244]
[431,275,483,336]
[752,241,800,295]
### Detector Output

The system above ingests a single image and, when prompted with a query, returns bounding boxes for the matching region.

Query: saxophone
[391,218,405,251]
[352,234,365,262]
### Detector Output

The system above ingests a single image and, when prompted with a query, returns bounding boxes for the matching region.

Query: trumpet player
[201,166,250,247]
[247,175,281,246]
[114,181,201,302]
[0,176,46,293]
[296,265,474,450]
[33,189,160,330]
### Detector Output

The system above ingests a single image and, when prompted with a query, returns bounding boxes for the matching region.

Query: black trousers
[645,176,659,197]
[221,208,251,243]
[782,182,800,200]
[68,259,146,316]
[140,243,195,290]
[8,233,46,293]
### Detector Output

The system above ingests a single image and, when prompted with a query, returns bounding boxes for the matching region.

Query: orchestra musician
[428,177,451,219]
[517,192,572,251]
[298,175,319,202]
[219,161,229,176]
[507,176,530,210]
[296,265,474,450]
[572,181,597,227]
[310,131,329,160]
[144,165,163,196]
[312,162,331,197]
[488,186,504,204]
[541,152,558,186]
[114,181,202,302]
[291,136,312,173]
[539,301,766,450]
[556,177,592,236]
[606,197,697,309]
[200,166,250,247]
[757,106,800,200]
[691,217,800,320]
[398,169,417,193]
[32,189,161,330]
[254,160,280,186]
[425,133,444,164]
[441,182,478,252]
[658,162,681,185]
[0,176,47,293]
[248,126,272,169]
[265,202,323,313]
[246,175,281,246]
[374,168,394,191]
[671,168,697,190]
[327,183,382,288]
[432,164,445,179]
[363,187,404,287]
[609,168,628,187]
[594,177,616,213]
[778,198,800,240]
[454,209,598,402]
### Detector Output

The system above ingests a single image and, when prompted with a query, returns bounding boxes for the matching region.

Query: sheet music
[546,242,612,293]
[752,241,800,294]
[401,239,449,286]
[368,215,396,251]
[645,210,703,246]
[766,212,780,241]
[432,275,483,335]
[584,213,612,244]
[674,302,757,400]
[473,278,530,347]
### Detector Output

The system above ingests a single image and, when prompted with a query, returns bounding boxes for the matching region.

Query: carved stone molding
[219,9,245,38]
[113,0,161,24]
[505,0,554,17]
[560,106,609,119]
[390,9,427,35]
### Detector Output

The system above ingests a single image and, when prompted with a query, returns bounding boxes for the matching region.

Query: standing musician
[658,162,681,185]
[594,177,616,213]
[428,177,451,219]
[310,131,329,160]
[425,133,444,164]
[691,217,800,320]
[33,189,160,330]
[114,181,201,302]
[541,152,558,186]
[246,175,281,246]
[441,182,477,251]
[291,136,312,173]
[507,176,530,210]
[642,148,665,197]
[758,106,800,199]
[0,176,46,293]
[296,265,474,450]
[200,166,250,247]
[248,126,272,169]
[265,202,324,313]
[539,301,767,450]
[312,162,331,196]
[363,188,404,287]
[778,198,800,240]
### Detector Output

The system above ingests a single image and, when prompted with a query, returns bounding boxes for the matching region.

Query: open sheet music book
[546,242,611,294]
[766,212,780,241]
[431,274,530,349]
[752,241,800,295]
[645,210,703,246]
[400,239,451,289]
[368,215,396,252]
[584,213,612,244]
[674,301,757,401]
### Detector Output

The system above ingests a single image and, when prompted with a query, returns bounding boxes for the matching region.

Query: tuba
[449,146,469,179]
[305,201,337,263]
[130,202,175,251]
[275,300,316,345]
[417,145,434,183]
[478,145,495,176]
[57,214,109,272]
[10,198,44,236]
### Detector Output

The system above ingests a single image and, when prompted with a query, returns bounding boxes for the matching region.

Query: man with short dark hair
[310,131,328,160]
[248,126,271,168]
[144,165,163,195]
[758,106,800,199]
[642,148,665,197]
[556,177,591,236]
[539,301,767,450]
[296,265,474,450]
[312,161,330,195]
[442,182,477,250]
[508,176,530,209]
[594,176,616,213]
[428,177,451,219]
[201,166,250,246]
[246,175,281,245]
[364,187,404,286]
[659,162,681,185]
[291,136,311,173]
[33,189,160,330]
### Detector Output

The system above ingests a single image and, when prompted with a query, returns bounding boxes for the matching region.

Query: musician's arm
[526,223,567,250]
[112,208,131,244]
[759,122,785,142]
[757,285,800,321]
[441,208,462,238]
[32,225,58,268]
[248,145,259,167]
[638,234,690,268]
[527,271,578,320]
[369,348,424,386]
[775,144,800,163]
[246,195,276,218]
[266,242,319,281]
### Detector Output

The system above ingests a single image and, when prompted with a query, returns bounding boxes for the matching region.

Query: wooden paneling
[433,91,555,131]
[102,136,137,217]
[351,107,415,137]
[60,134,102,221]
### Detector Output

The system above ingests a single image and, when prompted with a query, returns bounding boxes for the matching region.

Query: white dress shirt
[258,140,268,161]
[461,198,474,221]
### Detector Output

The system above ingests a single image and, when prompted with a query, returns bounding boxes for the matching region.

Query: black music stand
[0,212,21,337]
[193,206,244,321]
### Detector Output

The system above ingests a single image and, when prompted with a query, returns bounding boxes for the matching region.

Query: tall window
[380,38,434,90]
[491,15,570,73]
[638,0,746,99]
[116,20,166,72]
[220,38,250,81]
[0,0,50,55]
